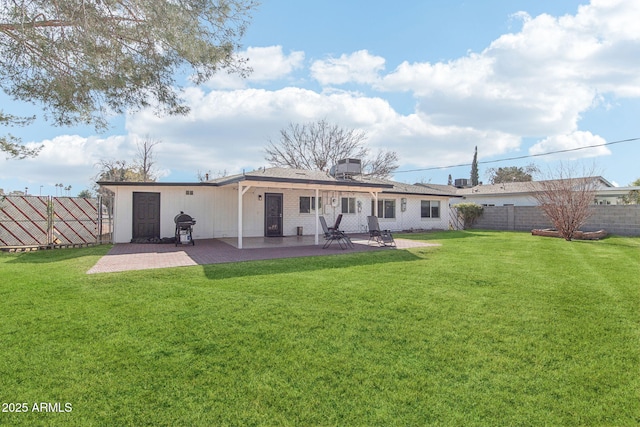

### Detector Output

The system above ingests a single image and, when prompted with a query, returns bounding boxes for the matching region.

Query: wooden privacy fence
[0,196,112,249]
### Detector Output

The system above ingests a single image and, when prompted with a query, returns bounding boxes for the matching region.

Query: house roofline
[214,174,394,189]
[97,181,213,187]
[381,190,455,197]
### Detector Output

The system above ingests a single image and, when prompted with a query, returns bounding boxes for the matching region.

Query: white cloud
[123,86,525,183]
[206,45,305,89]
[310,50,386,85]
[374,0,640,139]
[245,46,305,82]
[529,131,610,160]
[0,134,129,191]
[125,87,403,176]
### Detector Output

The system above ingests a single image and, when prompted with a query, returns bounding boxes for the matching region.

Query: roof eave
[217,174,394,189]
[97,181,212,187]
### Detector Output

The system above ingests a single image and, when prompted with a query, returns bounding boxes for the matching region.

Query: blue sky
[2,0,639,195]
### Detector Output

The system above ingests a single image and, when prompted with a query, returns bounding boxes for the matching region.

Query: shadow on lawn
[2,245,110,265]
[201,248,428,281]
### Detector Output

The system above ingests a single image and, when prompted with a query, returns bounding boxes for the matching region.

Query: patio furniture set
[320,214,395,249]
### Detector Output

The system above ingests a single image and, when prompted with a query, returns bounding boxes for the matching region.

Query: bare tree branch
[265,119,398,178]
[134,135,161,182]
[529,163,600,241]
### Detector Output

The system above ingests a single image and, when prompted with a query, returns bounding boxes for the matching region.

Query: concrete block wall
[587,205,640,236]
[472,205,640,236]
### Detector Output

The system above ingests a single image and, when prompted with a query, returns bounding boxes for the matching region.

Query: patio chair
[367,215,396,247]
[319,216,352,249]
[329,214,343,231]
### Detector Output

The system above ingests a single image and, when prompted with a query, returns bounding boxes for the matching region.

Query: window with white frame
[421,200,440,218]
[341,197,356,214]
[299,196,322,214]
[372,199,396,218]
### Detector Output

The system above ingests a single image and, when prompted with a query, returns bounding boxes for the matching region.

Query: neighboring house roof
[442,176,613,197]
[364,177,457,197]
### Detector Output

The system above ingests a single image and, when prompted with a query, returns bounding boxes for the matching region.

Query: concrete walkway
[87,235,438,274]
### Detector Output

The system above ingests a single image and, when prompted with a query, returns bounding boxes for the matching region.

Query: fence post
[47,196,54,246]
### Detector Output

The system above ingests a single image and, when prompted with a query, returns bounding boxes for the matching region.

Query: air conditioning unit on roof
[454,178,471,188]
[332,158,362,179]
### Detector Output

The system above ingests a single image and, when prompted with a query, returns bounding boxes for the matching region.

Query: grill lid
[174,212,195,224]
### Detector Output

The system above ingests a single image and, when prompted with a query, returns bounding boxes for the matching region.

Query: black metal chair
[329,214,343,231]
[320,216,352,249]
[367,215,395,246]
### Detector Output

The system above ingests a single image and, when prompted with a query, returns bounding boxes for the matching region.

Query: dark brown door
[132,192,160,239]
[264,193,283,237]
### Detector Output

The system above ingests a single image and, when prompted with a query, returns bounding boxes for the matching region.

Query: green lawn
[1,230,639,426]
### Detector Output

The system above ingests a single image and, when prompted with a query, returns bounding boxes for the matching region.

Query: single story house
[98,167,455,248]
[442,176,637,206]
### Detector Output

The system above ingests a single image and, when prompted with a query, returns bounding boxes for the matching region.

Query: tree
[77,189,93,198]
[361,150,400,179]
[264,119,399,178]
[95,138,160,185]
[470,146,479,186]
[95,160,129,183]
[0,0,256,157]
[529,164,599,241]
[134,136,161,182]
[621,177,640,205]
[92,159,141,210]
[486,163,539,185]
[0,112,40,159]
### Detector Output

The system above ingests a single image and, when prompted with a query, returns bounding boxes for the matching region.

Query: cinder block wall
[471,205,640,236]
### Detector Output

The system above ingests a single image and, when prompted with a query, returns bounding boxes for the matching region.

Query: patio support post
[370,191,379,216]
[237,184,251,249]
[315,188,319,245]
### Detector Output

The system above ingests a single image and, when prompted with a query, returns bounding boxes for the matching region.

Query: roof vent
[331,158,362,179]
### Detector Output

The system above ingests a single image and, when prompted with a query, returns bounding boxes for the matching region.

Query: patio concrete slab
[87,235,438,274]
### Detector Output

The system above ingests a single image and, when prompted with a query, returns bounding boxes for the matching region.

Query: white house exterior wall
[160,186,214,239]
[109,185,451,243]
[255,190,451,236]
[211,186,264,238]
[110,186,217,243]
[405,196,450,231]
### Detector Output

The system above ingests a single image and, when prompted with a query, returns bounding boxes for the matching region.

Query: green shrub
[454,202,483,229]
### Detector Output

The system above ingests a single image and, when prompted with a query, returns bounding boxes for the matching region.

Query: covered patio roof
[209,168,395,249]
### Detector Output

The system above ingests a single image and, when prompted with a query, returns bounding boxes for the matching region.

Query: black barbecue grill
[174,212,196,246]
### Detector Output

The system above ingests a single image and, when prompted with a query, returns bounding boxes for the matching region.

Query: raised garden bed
[531,228,608,240]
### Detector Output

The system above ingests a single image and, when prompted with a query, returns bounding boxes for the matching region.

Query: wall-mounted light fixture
[258,194,262,201]
[401,198,407,212]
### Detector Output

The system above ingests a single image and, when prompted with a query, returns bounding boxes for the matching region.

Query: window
[185,190,194,196]
[299,196,321,213]
[421,200,440,218]
[341,197,356,214]
[372,199,396,219]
